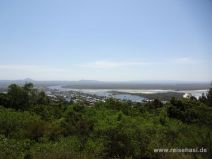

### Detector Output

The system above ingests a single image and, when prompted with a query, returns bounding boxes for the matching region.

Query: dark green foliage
[0,93,9,107]
[7,84,29,110]
[134,91,184,101]
[167,96,212,125]
[2,83,49,110]
[36,91,50,105]
[103,127,134,158]
[0,107,40,137]
[168,97,196,122]
[0,84,212,159]
[207,88,212,107]
[24,120,47,141]
[61,104,94,138]
[145,99,163,109]
[199,93,207,104]
[28,104,64,120]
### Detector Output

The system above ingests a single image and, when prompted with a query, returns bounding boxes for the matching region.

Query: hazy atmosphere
[1,1,212,159]
[0,0,212,81]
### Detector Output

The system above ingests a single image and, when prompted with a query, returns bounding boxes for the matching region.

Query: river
[48,85,208,102]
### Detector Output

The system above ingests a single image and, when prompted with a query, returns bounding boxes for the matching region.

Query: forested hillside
[0,83,212,159]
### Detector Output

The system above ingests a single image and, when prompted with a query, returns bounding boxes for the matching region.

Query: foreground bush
[0,85,211,159]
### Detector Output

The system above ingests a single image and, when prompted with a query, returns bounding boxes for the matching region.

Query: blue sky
[0,0,211,81]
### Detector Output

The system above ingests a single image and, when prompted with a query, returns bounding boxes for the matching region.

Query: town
[45,88,106,105]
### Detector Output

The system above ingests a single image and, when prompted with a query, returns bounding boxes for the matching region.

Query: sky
[0,0,212,81]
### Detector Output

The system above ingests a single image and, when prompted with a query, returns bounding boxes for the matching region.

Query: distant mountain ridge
[0,79,211,90]
[0,78,210,84]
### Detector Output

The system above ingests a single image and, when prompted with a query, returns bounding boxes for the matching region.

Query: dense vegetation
[0,83,212,159]
[110,91,184,101]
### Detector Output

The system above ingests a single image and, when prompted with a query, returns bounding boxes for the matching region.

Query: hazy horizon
[0,78,211,84]
[0,0,212,81]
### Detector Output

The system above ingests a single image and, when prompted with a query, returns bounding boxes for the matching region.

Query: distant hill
[0,79,211,90]
[62,80,211,90]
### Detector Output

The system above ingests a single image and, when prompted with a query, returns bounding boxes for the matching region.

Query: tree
[23,83,34,91]
[24,120,46,141]
[199,93,207,104]
[0,93,9,107]
[37,91,49,105]
[148,99,163,109]
[5,83,49,110]
[61,104,93,137]
[207,88,212,107]
[7,84,28,110]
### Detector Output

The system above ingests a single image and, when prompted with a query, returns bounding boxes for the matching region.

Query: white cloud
[0,64,65,73]
[174,57,197,64]
[79,57,199,69]
[0,64,69,80]
[78,60,148,69]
